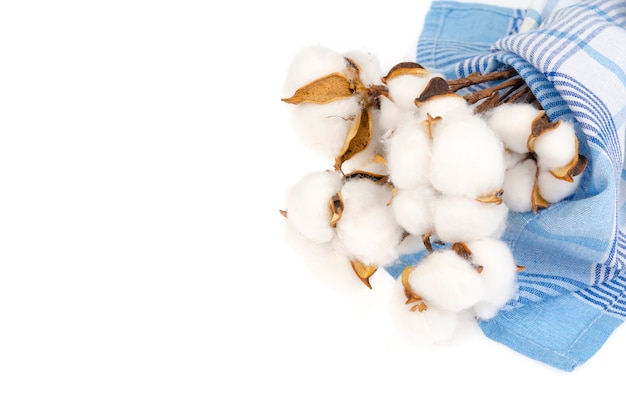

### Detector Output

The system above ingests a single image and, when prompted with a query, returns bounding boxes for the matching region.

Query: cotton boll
[484,103,541,154]
[408,250,485,312]
[282,45,347,97]
[389,276,459,345]
[537,168,582,203]
[385,72,439,112]
[501,158,536,213]
[531,121,578,171]
[384,117,432,189]
[429,115,505,198]
[284,170,344,244]
[466,238,518,320]
[343,50,381,87]
[391,185,437,236]
[433,194,508,244]
[335,178,404,266]
[290,96,362,160]
[417,95,472,119]
[378,96,413,132]
[504,150,527,169]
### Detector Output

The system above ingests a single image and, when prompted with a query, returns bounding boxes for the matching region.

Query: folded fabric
[385,0,626,371]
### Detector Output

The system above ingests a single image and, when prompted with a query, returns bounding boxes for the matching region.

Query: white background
[1,0,625,412]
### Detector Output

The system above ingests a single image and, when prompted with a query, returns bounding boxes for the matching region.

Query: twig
[447,69,518,92]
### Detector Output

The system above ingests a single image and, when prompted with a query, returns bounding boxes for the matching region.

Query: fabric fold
[386,0,626,371]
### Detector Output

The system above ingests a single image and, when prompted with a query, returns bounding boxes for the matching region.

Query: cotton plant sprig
[280,46,588,344]
[484,103,588,214]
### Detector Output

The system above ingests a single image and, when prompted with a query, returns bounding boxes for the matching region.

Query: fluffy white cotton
[408,250,485,312]
[391,185,437,236]
[384,116,432,189]
[537,168,582,203]
[284,225,367,293]
[344,50,381,87]
[378,96,413,133]
[282,45,347,97]
[504,149,527,169]
[335,178,404,266]
[388,275,459,345]
[290,96,362,160]
[429,114,505,198]
[284,170,345,244]
[501,158,536,213]
[386,72,439,112]
[532,121,578,171]
[433,194,508,244]
[397,234,429,256]
[484,103,541,154]
[467,238,518,320]
[417,95,472,119]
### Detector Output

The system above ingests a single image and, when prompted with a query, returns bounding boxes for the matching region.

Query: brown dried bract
[344,170,389,185]
[422,231,434,252]
[532,165,550,215]
[400,266,428,312]
[476,189,504,205]
[279,209,288,218]
[372,154,387,165]
[452,242,484,273]
[451,242,473,261]
[281,72,354,105]
[335,107,372,171]
[329,192,344,227]
[422,112,442,139]
[414,77,459,106]
[382,62,430,83]
[549,138,581,182]
[527,112,561,152]
[570,153,588,178]
[351,259,377,289]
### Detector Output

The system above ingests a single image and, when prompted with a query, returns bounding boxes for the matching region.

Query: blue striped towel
[385,0,626,371]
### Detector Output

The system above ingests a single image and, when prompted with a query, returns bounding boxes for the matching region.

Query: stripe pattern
[399,1,626,322]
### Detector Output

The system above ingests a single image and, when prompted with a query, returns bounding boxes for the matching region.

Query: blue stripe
[588,1,626,27]
[541,29,626,88]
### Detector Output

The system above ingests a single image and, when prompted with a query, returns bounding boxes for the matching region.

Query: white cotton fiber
[378,96,413,133]
[504,150,527,169]
[466,238,518,320]
[537,168,582,203]
[386,72,438,112]
[408,250,485,312]
[290,96,362,160]
[284,170,345,244]
[433,194,508,244]
[282,45,347,97]
[417,95,471,119]
[389,275,459,345]
[343,50,381,87]
[335,178,404,266]
[501,158,536,213]
[532,121,578,171]
[391,185,437,236]
[429,114,505,198]
[384,116,432,189]
[283,224,367,293]
[484,103,541,154]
